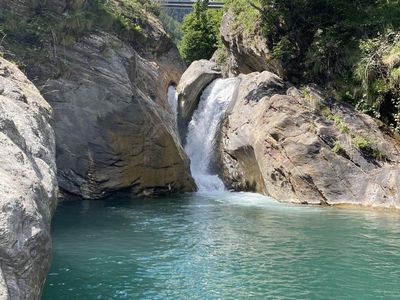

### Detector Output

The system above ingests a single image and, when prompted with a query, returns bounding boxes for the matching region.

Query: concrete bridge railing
[158,1,224,9]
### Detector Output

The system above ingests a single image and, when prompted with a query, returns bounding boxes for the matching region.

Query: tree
[223,0,400,129]
[179,0,222,65]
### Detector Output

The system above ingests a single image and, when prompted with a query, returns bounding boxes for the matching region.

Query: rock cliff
[0,0,196,198]
[42,32,195,198]
[217,10,283,77]
[0,57,58,299]
[218,71,400,208]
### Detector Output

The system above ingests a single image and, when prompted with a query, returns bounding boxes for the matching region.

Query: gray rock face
[177,60,221,140]
[0,58,58,299]
[1,0,196,199]
[42,32,195,198]
[219,71,400,208]
[219,10,283,77]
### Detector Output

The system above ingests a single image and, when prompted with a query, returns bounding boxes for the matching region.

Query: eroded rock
[41,32,195,198]
[219,71,400,208]
[1,0,196,199]
[0,57,58,299]
[177,59,221,140]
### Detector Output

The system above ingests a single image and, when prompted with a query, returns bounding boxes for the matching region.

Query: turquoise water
[42,192,400,299]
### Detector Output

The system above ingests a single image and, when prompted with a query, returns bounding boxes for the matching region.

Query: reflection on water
[43,192,400,300]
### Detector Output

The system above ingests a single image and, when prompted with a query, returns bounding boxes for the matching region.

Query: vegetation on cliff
[178,0,222,64]
[0,0,163,70]
[223,0,400,131]
[355,31,400,131]
[159,10,183,43]
[177,0,400,131]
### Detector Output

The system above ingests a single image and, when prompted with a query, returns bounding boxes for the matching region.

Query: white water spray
[184,78,239,192]
[167,85,178,117]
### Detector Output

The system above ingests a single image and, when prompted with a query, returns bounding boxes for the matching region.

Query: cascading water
[184,78,239,192]
[167,85,178,117]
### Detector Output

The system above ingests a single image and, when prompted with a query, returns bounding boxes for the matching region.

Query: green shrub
[328,115,350,134]
[224,0,262,36]
[0,0,163,77]
[351,134,381,159]
[352,135,372,150]
[0,0,154,52]
[214,39,229,65]
[354,31,400,131]
[332,140,343,154]
[179,1,223,64]
[221,0,400,129]
[321,108,381,159]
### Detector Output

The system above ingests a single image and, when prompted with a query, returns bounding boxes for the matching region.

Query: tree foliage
[179,0,223,65]
[355,31,400,130]
[224,0,400,130]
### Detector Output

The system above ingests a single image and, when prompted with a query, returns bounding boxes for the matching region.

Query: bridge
[158,1,224,9]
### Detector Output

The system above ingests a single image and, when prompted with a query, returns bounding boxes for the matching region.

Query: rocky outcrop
[0,58,58,299]
[177,60,221,140]
[1,0,196,198]
[218,10,283,77]
[219,71,400,208]
[42,32,195,198]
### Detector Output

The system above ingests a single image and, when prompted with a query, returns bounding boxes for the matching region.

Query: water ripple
[43,192,400,299]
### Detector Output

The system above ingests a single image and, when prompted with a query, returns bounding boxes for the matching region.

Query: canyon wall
[0,57,58,299]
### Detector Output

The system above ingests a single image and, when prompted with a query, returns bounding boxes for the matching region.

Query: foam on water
[184,78,239,192]
[195,191,325,213]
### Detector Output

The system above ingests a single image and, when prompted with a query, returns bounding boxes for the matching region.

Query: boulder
[177,59,221,140]
[0,57,58,299]
[219,71,400,208]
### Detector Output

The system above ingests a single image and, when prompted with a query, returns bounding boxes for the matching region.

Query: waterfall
[184,78,239,192]
[167,85,178,117]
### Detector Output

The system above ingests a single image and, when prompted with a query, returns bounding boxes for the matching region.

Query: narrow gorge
[184,78,239,191]
[0,0,399,299]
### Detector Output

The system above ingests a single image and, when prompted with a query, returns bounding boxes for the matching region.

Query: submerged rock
[219,71,400,208]
[0,58,58,299]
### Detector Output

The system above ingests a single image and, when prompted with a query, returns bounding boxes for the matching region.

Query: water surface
[43,192,400,299]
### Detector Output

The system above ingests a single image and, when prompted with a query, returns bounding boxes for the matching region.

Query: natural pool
[42,192,400,299]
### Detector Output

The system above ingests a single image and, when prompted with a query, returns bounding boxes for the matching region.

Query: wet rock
[177,60,221,141]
